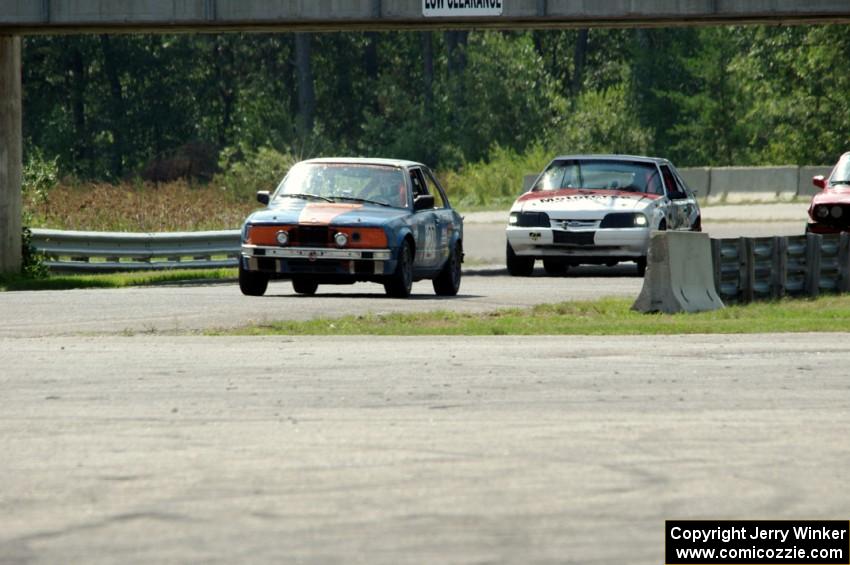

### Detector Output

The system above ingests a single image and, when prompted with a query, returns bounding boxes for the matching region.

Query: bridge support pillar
[0,35,22,274]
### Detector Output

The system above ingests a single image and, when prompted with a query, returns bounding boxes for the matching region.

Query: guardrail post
[839,232,850,294]
[804,233,822,297]
[740,237,754,304]
[819,234,841,294]
[774,236,787,299]
[711,238,721,297]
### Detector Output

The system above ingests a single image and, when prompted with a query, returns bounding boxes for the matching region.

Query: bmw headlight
[334,232,349,248]
[276,230,289,245]
[816,206,829,219]
[831,205,843,219]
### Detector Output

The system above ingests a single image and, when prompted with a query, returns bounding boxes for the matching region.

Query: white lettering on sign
[423,0,503,17]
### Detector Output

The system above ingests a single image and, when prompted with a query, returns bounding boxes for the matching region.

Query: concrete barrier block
[798,166,834,197]
[708,166,799,203]
[678,167,711,199]
[632,231,725,314]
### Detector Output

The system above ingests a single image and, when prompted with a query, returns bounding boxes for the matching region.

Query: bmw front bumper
[241,245,395,276]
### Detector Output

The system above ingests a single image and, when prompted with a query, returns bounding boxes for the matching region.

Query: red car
[808,152,850,234]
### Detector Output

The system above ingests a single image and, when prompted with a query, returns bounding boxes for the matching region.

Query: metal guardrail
[30,228,241,273]
[711,233,850,303]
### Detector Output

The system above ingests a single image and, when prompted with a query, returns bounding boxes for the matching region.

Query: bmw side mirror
[813,176,827,190]
[256,191,270,205]
[414,194,435,211]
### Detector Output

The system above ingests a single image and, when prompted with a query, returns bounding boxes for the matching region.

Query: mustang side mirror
[813,175,827,190]
[413,194,435,211]
[256,191,270,205]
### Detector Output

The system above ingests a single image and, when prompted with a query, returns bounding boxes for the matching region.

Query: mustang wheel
[384,241,413,298]
[691,215,702,232]
[542,258,568,276]
[292,277,318,295]
[239,262,269,296]
[433,242,462,296]
[506,242,535,277]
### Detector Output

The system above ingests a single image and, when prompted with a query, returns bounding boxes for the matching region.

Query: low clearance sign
[423,0,503,17]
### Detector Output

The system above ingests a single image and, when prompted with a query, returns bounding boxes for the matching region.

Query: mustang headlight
[509,211,550,227]
[276,230,289,245]
[600,213,649,228]
[334,232,349,248]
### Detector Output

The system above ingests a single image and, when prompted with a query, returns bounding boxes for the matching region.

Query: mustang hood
[247,200,409,226]
[515,189,660,217]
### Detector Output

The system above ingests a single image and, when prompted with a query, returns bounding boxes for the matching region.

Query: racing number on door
[423,224,438,263]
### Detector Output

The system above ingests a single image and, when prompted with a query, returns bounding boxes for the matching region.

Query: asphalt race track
[4,212,847,564]
[2,335,849,564]
[0,270,645,337]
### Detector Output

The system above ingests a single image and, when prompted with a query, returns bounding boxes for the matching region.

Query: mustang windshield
[274,163,408,208]
[533,160,664,195]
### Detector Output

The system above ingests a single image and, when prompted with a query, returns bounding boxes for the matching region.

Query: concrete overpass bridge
[2,0,850,271]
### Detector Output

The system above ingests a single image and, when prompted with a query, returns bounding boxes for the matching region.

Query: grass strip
[0,268,237,291]
[220,295,850,336]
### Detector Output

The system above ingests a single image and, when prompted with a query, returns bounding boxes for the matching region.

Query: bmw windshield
[830,154,850,186]
[273,163,408,208]
[533,160,664,196]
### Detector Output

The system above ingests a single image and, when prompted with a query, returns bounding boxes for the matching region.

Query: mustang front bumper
[506,226,650,258]
[241,245,395,276]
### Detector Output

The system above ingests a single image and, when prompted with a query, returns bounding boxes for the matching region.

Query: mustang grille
[553,231,595,245]
[555,219,599,230]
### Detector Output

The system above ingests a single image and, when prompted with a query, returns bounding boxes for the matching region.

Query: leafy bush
[545,82,651,156]
[23,148,58,205]
[20,224,49,278]
[20,150,59,277]
[215,145,298,201]
[439,145,551,208]
[438,79,652,209]
[141,141,219,183]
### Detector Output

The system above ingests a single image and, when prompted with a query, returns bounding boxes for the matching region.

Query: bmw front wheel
[433,242,462,296]
[384,241,413,298]
[239,262,269,296]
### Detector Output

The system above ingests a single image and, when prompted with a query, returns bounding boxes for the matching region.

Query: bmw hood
[246,200,409,226]
[513,189,661,219]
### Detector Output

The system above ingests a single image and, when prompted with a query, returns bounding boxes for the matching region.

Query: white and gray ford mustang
[506,154,701,276]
